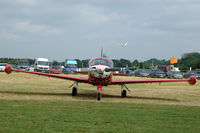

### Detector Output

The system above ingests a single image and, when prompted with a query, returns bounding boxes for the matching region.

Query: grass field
[0,72,200,132]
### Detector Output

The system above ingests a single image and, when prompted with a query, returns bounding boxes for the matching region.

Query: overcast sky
[0,0,200,61]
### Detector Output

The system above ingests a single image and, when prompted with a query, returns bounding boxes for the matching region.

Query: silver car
[0,63,7,72]
[168,71,183,79]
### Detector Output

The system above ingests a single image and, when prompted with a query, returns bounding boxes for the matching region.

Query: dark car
[119,68,134,76]
[167,71,183,79]
[149,69,166,78]
[17,61,30,71]
[183,71,200,80]
[134,69,150,77]
[50,66,62,74]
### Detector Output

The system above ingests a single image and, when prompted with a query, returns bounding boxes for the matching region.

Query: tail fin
[5,65,12,74]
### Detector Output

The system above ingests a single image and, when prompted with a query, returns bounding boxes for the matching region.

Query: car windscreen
[52,66,61,69]
[154,70,164,73]
[17,62,29,66]
[0,63,7,66]
[38,61,49,66]
[172,71,182,74]
[66,64,77,68]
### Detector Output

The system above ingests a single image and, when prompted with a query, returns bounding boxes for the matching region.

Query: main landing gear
[121,90,127,98]
[72,87,77,96]
[70,82,131,101]
[70,81,78,96]
[121,84,131,98]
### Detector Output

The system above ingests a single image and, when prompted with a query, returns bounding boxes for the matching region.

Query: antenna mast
[101,45,103,58]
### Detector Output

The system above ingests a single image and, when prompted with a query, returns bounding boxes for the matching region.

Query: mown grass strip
[0,100,200,133]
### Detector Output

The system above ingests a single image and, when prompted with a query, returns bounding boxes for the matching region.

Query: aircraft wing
[110,77,197,85]
[112,73,129,76]
[5,65,89,83]
[73,70,88,75]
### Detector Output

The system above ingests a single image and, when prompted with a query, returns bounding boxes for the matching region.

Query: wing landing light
[5,65,12,74]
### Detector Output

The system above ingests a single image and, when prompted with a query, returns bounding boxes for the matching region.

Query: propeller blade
[105,68,122,72]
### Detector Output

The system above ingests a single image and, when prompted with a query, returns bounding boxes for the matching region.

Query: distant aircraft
[121,43,127,47]
[5,58,197,101]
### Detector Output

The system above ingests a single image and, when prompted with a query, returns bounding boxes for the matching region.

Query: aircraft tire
[72,87,77,96]
[97,92,101,101]
[121,90,126,98]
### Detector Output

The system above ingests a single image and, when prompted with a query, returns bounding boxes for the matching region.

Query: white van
[34,58,50,73]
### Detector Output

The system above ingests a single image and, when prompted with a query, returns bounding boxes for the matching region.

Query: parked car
[119,68,134,76]
[50,66,62,74]
[0,63,7,72]
[134,69,150,77]
[29,65,35,72]
[17,61,30,71]
[149,69,166,78]
[183,71,200,80]
[167,71,183,79]
[11,64,17,69]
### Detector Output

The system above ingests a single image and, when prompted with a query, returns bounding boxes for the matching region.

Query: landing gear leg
[97,85,102,101]
[72,81,78,96]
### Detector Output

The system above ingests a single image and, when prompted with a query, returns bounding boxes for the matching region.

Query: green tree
[52,60,59,66]
[112,59,121,67]
[139,62,144,69]
[132,59,140,68]
[120,59,131,67]
[179,52,200,70]
[81,59,89,67]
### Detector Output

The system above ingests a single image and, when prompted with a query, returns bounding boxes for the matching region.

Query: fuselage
[88,58,113,86]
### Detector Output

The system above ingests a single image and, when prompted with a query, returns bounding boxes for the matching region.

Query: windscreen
[17,62,29,66]
[89,58,113,68]
[52,66,61,69]
[66,64,77,68]
[65,60,77,68]
[38,61,49,66]
[0,63,7,66]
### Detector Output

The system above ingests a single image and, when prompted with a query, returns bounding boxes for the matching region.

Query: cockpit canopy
[89,58,113,68]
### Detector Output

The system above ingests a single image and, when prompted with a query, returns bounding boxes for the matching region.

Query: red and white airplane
[5,58,197,101]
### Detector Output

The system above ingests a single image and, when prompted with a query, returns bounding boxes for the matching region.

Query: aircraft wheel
[97,92,101,101]
[72,87,77,96]
[121,90,127,98]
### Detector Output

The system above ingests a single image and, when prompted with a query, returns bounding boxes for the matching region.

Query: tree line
[1,52,200,70]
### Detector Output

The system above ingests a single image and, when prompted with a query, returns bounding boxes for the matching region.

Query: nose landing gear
[97,85,102,101]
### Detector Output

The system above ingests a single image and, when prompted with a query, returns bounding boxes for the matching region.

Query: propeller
[104,68,122,72]
[75,67,122,74]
